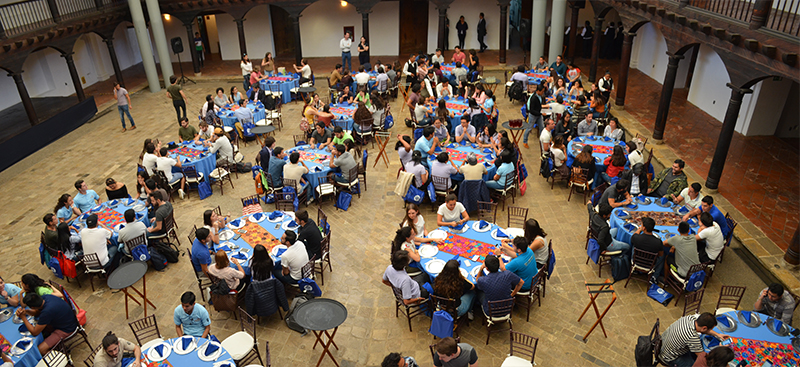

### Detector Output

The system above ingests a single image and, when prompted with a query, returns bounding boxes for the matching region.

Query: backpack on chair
[509,81,524,102]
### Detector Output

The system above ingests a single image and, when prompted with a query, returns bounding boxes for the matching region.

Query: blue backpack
[685,270,706,292]
[48,257,63,279]
[429,310,454,339]
[131,244,151,262]
[647,284,674,306]
[298,278,322,297]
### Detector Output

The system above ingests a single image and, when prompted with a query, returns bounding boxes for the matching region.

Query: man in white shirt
[696,212,724,263]
[156,147,186,199]
[539,118,554,153]
[402,53,418,85]
[431,48,445,65]
[80,214,117,270]
[275,231,308,285]
[598,71,614,102]
[355,65,370,86]
[204,128,234,166]
[375,67,390,92]
[509,65,528,90]
[673,183,702,209]
[284,152,310,201]
[340,32,353,72]
[452,62,467,84]
[141,142,158,175]
[197,122,213,141]
[454,117,476,143]
[117,209,147,256]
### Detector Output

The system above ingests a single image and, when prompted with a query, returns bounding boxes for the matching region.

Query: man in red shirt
[451,46,466,64]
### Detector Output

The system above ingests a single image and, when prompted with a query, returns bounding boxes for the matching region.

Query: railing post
[46,0,61,23]
[0,18,6,40]
[750,0,773,30]
[679,0,691,8]
[94,0,104,10]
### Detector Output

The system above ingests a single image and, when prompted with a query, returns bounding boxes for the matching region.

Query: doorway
[399,0,428,56]
[270,5,296,62]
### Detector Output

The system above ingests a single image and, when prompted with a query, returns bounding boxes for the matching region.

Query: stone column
[653,53,684,141]
[499,3,508,64]
[437,6,448,50]
[184,22,201,75]
[567,2,579,62]
[144,0,173,81]
[103,38,125,87]
[589,17,603,82]
[9,72,37,126]
[785,226,799,266]
[530,0,547,62]
[234,18,247,57]
[359,10,370,41]
[548,0,567,62]
[750,0,773,30]
[62,53,86,102]
[614,31,636,107]
[705,84,753,189]
[290,15,303,65]
[127,0,160,92]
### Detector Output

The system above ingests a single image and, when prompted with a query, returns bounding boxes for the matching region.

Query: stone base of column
[703,187,719,195]
[614,104,625,110]
[652,138,665,145]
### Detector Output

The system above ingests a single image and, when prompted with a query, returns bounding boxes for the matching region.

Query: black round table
[298,86,317,104]
[480,78,501,94]
[107,260,155,318]
[501,120,532,147]
[251,125,276,146]
[293,298,347,367]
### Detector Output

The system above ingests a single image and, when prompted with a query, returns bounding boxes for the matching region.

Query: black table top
[293,298,347,331]
[107,260,147,289]
[251,126,276,134]
[501,120,531,131]
[298,87,317,93]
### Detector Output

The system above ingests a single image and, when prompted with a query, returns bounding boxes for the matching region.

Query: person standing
[477,13,487,52]
[114,83,135,132]
[240,54,253,91]
[357,36,370,70]
[456,16,468,50]
[581,21,593,59]
[340,32,353,73]
[166,75,188,124]
[193,32,204,68]
[444,15,450,50]
[523,85,544,149]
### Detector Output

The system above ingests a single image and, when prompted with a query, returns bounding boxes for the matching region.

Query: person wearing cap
[459,153,487,181]
[204,127,234,166]
[79,214,118,270]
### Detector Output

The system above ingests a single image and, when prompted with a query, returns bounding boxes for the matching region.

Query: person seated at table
[205,128,235,166]
[56,222,82,259]
[146,191,172,238]
[495,136,518,169]
[498,237,538,291]
[94,331,142,367]
[396,134,414,166]
[156,147,186,199]
[80,214,119,271]
[295,210,323,261]
[249,65,265,86]
[331,126,354,147]
[695,212,724,263]
[202,209,227,247]
[190,227,213,277]
[399,203,441,245]
[19,274,62,302]
[383,250,429,305]
[588,204,632,254]
[458,153,487,181]
[436,78,454,99]
[284,152,310,198]
[375,66,390,93]
[657,221,701,282]
[266,147,287,188]
[673,182,702,210]
[454,116,476,144]
[310,93,324,110]
[533,56,548,72]
[547,78,567,101]
[329,63,344,89]
[486,152,515,190]
[338,85,355,104]
[631,216,664,263]
[41,213,59,250]
[431,152,459,189]
[414,126,438,164]
[570,95,589,124]
[273,230,308,285]
[213,87,227,108]
[229,86,243,105]
[352,101,373,134]
[432,260,476,320]
[382,352,420,367]
[573,144,597,182]
[343,140,359,160]
[118,209,147,255]
[431,118,450,145]
[589,90,607,119]
[233,98,254,125]
[603,118,624,141]
[355,85,372,109]
[249,245,274,281]
[413,99,434,126]
[693,347,735,367]
[310,122,334,150]
[174,292,211,338]
[355,65,370,87]
[178,117,199,142]
[16,293,79,355]
[599,178,633,212]
[626,141,643,166]
[509,65,528,90]
[390,226,430,270]
[548,94,567,117]
[209,249,245,292]
[620,163,649,197]
[682,196,730,238]
[437,193,469,228]
[73,179,100,214]
[475,254,523,312]
[54,194,80,224]
[576,113,598,137]
[144,179,169,203]
[754,283,796,325]
[569,80,584,99]
[539,118,555,154]
[292,58,313,85]
[421,69,437,100]
[141,141,159,175]
[601,145,627,184]
[104,177,129,201]
[404,151,429,188]
[551,136,569,177]
[476,124,499,148]
[255,135,275,171]
[249,82,268,106]
[329,144,358,185]
[406,83,422,111]
[659,313,729,367]
[552,111,574,142]
[0,275,22,307]
[647,159,688,200]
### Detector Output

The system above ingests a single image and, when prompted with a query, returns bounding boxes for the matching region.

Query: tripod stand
[175,52,195,85]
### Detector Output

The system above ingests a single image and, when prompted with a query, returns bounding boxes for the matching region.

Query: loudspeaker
[171,37,183,54]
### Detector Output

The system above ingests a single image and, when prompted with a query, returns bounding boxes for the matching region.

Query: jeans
[272,264,299,285]
[523,114,542,143]
[456,290,476,317]
[607,228,632,254]
[333,173,349,184]
[196,49,204,67]
[486,180,505,190]
[243,74,251,91]
[458,34,466,49]
[665,352,696,367]
[103,244,120,271]
[118,105,134,128]
[173,100,186,123]
[341,51,352,72]
[592,111,603,119]
[169,172,184,185]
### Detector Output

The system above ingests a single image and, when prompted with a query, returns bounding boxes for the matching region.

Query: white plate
[472,221,493,232]
[428,229,448,240]
[270,244,288,257]
[425,259,446,274]
[505,228,525,238]
[219,230,235,241]
[197,341,223,362]
[147,341,172,362]
[248,213,266,223]
[470,266,486,278]
[212,361,236,367]
[227,220,246,230]
[11,337,34,355]
[281,220,300,231]
[173,336,196,355]
[491,228,514,241]
[132,204,146,212]
[459,268,469,278]
[418,245,439,258]
[219,241,235,251]
[114,223,126,232]
[125,362,147,367]
[266,212,284,222]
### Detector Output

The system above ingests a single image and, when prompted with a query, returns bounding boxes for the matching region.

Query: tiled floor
[0,69,794,366]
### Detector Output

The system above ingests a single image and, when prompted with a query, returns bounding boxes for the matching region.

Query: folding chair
[128,314,164,350]
[82,253,106,292]
[683,288,705,316]
[391,285,429,332]
[275,191,296,212]
[221,307,263,366]
[568,167,591,202]
[715,285,747,314]
[476,201,498,223]
[515,272,543,322]
[483,298,515,345]
[502,331,539,367]
[373,131,392,168]
[624,248,661,288]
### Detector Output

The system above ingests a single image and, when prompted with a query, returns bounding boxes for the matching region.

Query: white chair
[221,308,263,366]
[254,118,269,126]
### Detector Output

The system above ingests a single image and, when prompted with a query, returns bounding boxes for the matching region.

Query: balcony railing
[689,0,800,37]
[0,0,125,39]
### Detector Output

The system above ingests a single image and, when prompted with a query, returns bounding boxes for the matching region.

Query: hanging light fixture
[341,1,348,6]
[164,14,170,21]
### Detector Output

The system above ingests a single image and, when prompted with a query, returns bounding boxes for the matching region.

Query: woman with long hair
[105,177,129,200]
[477,124,498,148]
[571,95,589,124]
[404,150,429,188]
[203,209,227,246]
[432,260,475,317]
[55,194,79,224]
[396,134,413,166]
[240,54,253,90]
[250,245,274,281]
[57,222,81,259]
[573,144,597,181]
[697,347,735,367]
[261,52,276,74]
[590,90,606,118]
[135,171,151,200]
[229,86,243,105]
[390,226,420,263]
[500,218,549,269]
[400,204,443,245]
[603,117,624,141]
[353,101,372,134]
[602,145,627,184]
[208,250,245,291]
[354,85,371,109]
[20,274,62,300]
[370,92,385,129]
[551,136,568,177]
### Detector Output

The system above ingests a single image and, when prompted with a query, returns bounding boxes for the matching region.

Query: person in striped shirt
[659,313,729,367]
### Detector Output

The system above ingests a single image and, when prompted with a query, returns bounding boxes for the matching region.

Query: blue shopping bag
[48,257,63,279]
[586,239,600,264]
[547,249,556,280]
[427,182,436,202]
[335,192,352,211]
[403,185,424,205]
[685,270,706,292]
[384,113,394,130]
[131,244,151,262]
[283,187,300,211]
[429,310,454,339]
[198,180,212,200]
[298,278,322,297]
[518,163,529,181]
[647,284,674,306]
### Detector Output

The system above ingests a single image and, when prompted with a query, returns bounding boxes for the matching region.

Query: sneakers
[178,189,185,199]
[523,143,529,149]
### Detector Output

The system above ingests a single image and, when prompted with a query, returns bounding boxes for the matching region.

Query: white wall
[737,78,792,136]
[369,1,400,57]
[216,13,240,61]
[205,15,220,54]
[22,48,74,98]
[242,5,275,62]
[630,22,668,84]
[686,45,731,124]
[436,0,510,54]
[161,14,193,63]
[73,33,115,88]
[0,75,22,111]
[299,0,362,58]
[113,22,143,71]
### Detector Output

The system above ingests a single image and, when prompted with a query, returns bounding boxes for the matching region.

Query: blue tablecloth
[217,102,266,128]
[434,97,469,133]
[430,142,497,181]
[350,71,378,91]
[329,103,356,131]
[167,141,216,183]
[147,337,231,366]
[215,211,298,274]
[702,311,799,364]
[259,73,297,104]
[283,145,333,192]
[418,221,513,284]
[0,309,44,367]
[76,199,150,249]
[609,200,694,244]
[566,136,626,188]
[526,70,549,86]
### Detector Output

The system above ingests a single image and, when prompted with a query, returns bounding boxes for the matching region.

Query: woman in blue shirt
[0,275,21,306]
[55,194,79,224]
[486,152,515,190]
[228,86,243,105]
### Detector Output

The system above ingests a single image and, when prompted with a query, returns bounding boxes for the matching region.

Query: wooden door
[399,0,428,56]
[270,5,296,61]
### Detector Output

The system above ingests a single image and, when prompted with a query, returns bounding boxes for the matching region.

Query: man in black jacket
[477,13,487,52]
[588,203,631,253]
[249,83,268,106]
[296,210,322,261]
[523,84,544,149]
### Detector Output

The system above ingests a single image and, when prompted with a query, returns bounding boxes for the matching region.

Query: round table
[566,136,626,188]
[329,103,356,131]
[293,298,348,367]
[480,78,501,94]
[74,199,150,249]
[349,71,378,91]
[260,73,297,104]
[250,125,275,146]
[145,338,231,366]
[284,145,333,192]
[702,311,799,366]
[526,71,549,86]
[215,211,298,275]
[430,142,497,181]
[107,260,155,319]
[168,141,216,182]
[298,87,317,103]
[434,97,469,133]
[609,199,695,244]
[0,308,44,367]
[217,102,266,129]
[501,120,531,147]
